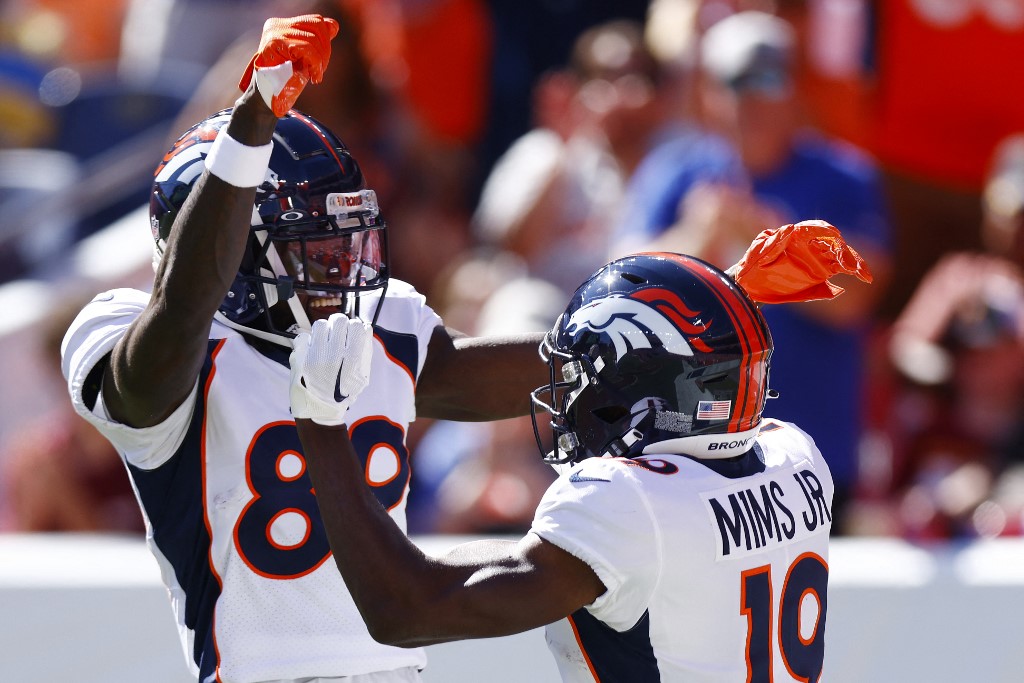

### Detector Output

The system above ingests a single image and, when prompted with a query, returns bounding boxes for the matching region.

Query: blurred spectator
[0,292,144,533]
[569,20,684,180]
[2,0,129,65]
[474,19,683,294]
[475,0,652,201]
[471,65,595,293]
[641,0,1024,322]
[863,256,1024,538]
[0,50,54,149]
[863,0,1024,318]
[611,1,754,258]
[622,10,892,531]
[118,0,290,82]
[626,0,876,246]
[853,133,1024,539]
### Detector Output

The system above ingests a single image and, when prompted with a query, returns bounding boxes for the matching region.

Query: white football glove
[289,314,373,425]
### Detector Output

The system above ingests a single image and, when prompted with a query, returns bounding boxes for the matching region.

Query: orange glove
[726,220,873,305]
[238,15,340,117]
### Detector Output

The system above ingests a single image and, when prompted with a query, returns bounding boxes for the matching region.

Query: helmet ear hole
[591,404,629,425]
[621,272,647,284]
[695,372,732,393]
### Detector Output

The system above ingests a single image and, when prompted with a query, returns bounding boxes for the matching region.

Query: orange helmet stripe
[650,253,768,431]
[289,110,348,174]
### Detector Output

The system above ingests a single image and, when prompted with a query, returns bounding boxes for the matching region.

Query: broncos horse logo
[564,287,712,360]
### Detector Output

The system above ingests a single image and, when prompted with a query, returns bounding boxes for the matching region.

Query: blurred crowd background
[2,0,1024,541]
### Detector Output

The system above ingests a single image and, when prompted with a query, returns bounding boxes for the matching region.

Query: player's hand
[239,14,340,117]
[289,314,373,426]
[727,220,873,305]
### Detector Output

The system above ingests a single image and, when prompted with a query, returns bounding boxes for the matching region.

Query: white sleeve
[373,278,443,381]
[413,295,441,381]
[530,458,661,631]
[60,288,197,469]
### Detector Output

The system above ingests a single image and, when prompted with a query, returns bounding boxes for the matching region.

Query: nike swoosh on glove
[289,313,373,426]
[239,14,340,117]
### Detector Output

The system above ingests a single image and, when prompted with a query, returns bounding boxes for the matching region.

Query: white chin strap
[644,423,762,460]
[261,235,311,333]
[213,311,293,347]
[211,223,311,348]
[252,219,312,334]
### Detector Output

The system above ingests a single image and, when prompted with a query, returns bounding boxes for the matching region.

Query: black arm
[102,87,279,428]
[297,418,605,647]
[416,327,548,421]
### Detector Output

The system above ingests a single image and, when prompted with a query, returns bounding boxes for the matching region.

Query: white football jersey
[531,420,832,683]
[61,281,439,683]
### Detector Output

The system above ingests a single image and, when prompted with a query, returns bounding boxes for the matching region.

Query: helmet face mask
[274,198,387,295]
[530,253,773,466]
[150,108,389,343]
[252,186,389,327]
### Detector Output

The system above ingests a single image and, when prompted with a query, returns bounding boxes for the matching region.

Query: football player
[60,15,544,683]
[293,247,856,682]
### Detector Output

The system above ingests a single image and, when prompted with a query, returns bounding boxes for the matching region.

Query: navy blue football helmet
[531,252,774,465]
[150,108,388,343]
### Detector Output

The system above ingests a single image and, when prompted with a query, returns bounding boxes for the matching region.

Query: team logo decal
[154,118,226,179]
[155,115,280,195]
[564,287,712,360]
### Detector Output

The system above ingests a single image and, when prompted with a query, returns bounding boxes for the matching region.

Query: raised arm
[102,15,338,428]
[290,315,604,646]
[103,95,278,428]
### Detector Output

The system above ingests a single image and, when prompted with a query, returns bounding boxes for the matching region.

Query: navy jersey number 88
[234,417,410,579]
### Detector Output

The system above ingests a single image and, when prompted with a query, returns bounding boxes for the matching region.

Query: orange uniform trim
[348,415,408,510]
[652,253,768,432]
[373,332,416,387]
[233,419,334,580]
[740,565,773,683]
[780,552,828,683]
[567,614,602,682]
[290,110,349,174]
[202,338,227,682]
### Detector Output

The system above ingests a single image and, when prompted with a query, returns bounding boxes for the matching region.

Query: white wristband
[205,128,273,188]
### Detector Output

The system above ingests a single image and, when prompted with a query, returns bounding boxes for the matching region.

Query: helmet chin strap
[213,311,293,347]
[244,214,389,341]
[214,223,311,347]
[261,238,311,333]
[602,428,644,458]
[251,218,312,334]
